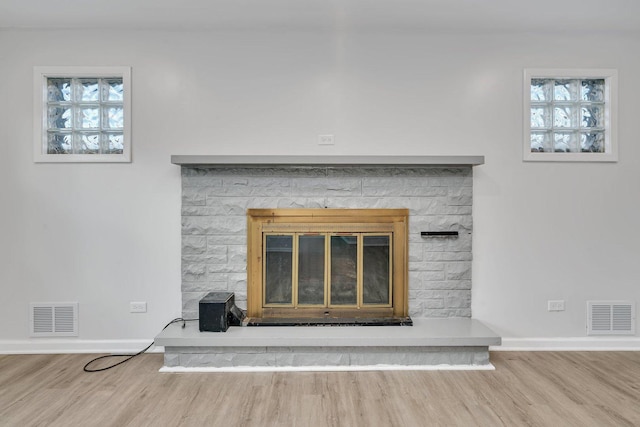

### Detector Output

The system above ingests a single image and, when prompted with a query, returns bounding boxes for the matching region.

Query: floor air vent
[587,301,635,335]
[30,303,78,337]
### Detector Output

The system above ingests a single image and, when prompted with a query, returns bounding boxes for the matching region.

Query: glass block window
[524,69,617,162]
[34,67,131,162]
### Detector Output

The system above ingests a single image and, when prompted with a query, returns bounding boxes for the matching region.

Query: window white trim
[33,66,132,163]
[523,68,618,162]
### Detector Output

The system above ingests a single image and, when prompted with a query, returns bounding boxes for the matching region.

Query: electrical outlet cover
[548,300,565,311]
[318,135,335,145]
[130,301,147,313]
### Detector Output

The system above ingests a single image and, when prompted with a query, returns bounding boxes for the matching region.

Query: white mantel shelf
[171,155,484,167]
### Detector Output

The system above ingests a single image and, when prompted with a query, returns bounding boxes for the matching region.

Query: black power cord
[83,317,198,373]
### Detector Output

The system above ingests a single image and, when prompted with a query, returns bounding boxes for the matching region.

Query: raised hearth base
[155,318,501,371]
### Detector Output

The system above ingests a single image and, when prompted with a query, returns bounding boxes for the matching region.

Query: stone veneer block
[163,352,181,368]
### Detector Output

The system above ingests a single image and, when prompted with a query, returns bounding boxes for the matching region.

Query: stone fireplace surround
[156,155,501,370]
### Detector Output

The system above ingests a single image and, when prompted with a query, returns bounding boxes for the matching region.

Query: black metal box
[199,292,235,332]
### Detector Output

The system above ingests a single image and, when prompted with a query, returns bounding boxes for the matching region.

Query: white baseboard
[0,339,164,355]
[493,337,640,351]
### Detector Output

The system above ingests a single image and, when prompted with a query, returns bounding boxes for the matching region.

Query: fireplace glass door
[298,235,325,305]
[263,233,392,310]
[247,208,409,320]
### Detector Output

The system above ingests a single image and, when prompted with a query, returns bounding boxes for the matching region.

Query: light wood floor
[1,352,639,426]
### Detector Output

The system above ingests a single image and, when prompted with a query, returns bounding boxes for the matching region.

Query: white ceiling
[0,0,639,33]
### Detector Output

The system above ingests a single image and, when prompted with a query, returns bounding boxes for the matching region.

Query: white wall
[1,27,639,351]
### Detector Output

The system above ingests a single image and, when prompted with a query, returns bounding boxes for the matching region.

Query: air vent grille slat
[612,305,632,331]
[587,301,635,335]
[591,305,611,331]
[33,306,54,333]
[30,303,78,337]
[54,306,76,333]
